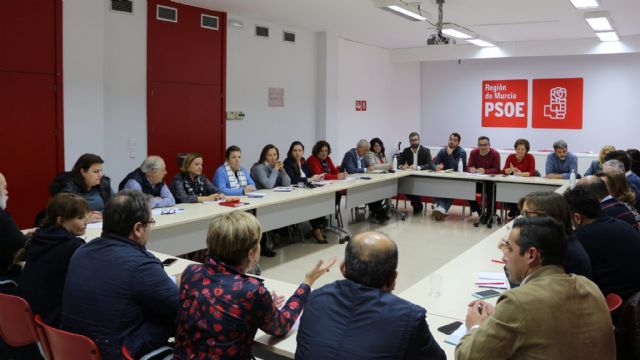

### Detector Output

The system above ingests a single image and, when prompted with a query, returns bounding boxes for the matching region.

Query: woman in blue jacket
[213,145,256,196]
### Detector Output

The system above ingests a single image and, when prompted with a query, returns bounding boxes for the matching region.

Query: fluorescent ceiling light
[569,0,599,9]
[467,38,497,47]
[596,31,620,42]
[585,12,613,31]
[385,4,427,21]
[442,24,474,39]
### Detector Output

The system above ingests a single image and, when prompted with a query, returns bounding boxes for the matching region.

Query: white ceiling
[177,0,640,49]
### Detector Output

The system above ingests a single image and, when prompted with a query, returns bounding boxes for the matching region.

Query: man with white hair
[341,140,388,222]
[0,172,27,291]
[119,155,176,208]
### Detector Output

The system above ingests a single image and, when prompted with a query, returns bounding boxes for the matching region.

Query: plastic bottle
[570,169,576,189]
[392,155,398,171]
[458,158,463,173]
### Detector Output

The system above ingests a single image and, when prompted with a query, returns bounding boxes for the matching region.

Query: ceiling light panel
[585,12,613,31]
[596,31,620,42]
[569,0,600,9]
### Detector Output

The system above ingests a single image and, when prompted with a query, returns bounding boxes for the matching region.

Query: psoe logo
[543,87,567,120]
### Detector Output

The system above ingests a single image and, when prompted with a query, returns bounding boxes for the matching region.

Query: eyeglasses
[161,208,177,215]
[144,218,156,227]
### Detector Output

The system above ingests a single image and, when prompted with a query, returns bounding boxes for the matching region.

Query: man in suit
[341,139,388,222]
[456,216,615,360]
[564,187,640,299]
[296,231,445,360]
[398,132,435,214]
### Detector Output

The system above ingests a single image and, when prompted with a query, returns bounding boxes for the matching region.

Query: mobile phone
[437,321,463,335]
[360,176,372,180]
[162,258,178,267]
[472,289,501,299]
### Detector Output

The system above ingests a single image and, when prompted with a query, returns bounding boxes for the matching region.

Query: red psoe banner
[481,79,528,128]
[532,78,583,129]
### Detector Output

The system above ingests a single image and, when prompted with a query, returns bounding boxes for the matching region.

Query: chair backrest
[34,315,101,360]
[607,293,623,312]
[0,293,40,347]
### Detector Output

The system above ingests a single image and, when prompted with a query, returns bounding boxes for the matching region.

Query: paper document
[370,170,384,174]
[273,186,294,192]
[477,272,508,281]
[311,181,331,186]
[87,222,103,229]
[247,192,266,198]
[445,324,467,346]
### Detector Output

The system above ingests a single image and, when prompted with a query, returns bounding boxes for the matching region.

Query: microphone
[397,141,402,151]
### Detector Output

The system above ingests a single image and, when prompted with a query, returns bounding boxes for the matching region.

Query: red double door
[0,0,63,228]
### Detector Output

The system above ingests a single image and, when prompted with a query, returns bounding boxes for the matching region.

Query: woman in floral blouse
[174,211,335,359]
[171,152,224,203]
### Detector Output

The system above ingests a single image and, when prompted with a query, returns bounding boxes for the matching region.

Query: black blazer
[398,146,435,170]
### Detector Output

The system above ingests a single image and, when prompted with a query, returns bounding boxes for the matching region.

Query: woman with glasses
[518,191,592,278]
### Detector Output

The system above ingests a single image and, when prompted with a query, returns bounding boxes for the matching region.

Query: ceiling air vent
[111,0,133,14]
[157,5,177,23]
[255,25,269,38]
[201,14,219,30]
[283,31,295,43]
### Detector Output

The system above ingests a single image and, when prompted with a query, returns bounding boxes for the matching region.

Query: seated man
[341,139,388,222]
[398,132,435,214]
[456,216,615,360]
[295,231,445,360]
[544,140,579,179]
[577,175,640,231]
[467,136,501,225]
[564,187,640,299]
[0,172,27,293]
[119,155,176,208]
[432,132,467,220]
[62,191,179,359]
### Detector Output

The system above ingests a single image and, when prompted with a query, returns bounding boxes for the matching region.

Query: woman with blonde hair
[174,211,335,359]
[584,145,615,176]
[171,152,223,203]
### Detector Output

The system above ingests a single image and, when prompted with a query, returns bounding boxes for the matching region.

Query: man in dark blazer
[295,231,445,360]
[577,175,640,231]
[398,132,435,214]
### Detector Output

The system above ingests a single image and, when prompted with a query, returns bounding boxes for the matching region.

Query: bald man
[0,173,27,291]
[577,175,640,231]
[295,231,445,360]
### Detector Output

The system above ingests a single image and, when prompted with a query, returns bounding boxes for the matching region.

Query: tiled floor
[259,203,496,293]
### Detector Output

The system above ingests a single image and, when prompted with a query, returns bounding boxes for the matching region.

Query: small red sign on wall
[481,80,528,128]
[532,78,583,129]
[355,100,367,111]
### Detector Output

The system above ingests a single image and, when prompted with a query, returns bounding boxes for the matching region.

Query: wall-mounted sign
[356,100,367,111]
[481,79,528,128]
[268,87,284,107]
[532,78,583,129]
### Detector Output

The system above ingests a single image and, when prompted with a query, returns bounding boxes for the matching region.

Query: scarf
[224,162,248,189]
[182,173,207,196]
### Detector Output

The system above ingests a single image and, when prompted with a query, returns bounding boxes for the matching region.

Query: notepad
[247,192,266,198]
[273,186,294,192]
[477,272,508,281]
[445,324,467,346]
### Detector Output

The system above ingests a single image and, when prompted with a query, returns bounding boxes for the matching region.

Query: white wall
[421,53,640,153]
[335,39,421,162]
[225,16,318,164]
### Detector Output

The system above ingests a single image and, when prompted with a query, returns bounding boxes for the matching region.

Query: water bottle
[570,169,576,189]
[457,158,463,173]
[392,155,398,170]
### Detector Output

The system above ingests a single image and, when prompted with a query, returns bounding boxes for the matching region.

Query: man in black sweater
[564,187,640,299]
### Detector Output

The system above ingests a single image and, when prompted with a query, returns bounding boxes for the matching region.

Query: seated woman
[52,153,113,221]
[120,155,176,209]
[503,138,537,218]
[173,211,334,359]
[213,145,256,196]
[305,140,348,180]
[171,153,223,203]
[283,141,328,243]
[584,145,615,176]
[18,193,89,327]
[364,137,393,171]
[250,144,291,190]
[518,191,592,279]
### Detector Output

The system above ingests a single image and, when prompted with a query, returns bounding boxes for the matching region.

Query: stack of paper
[476,272,508,289]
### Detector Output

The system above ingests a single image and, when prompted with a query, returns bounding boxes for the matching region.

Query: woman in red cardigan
[503,138,536,177]
[305,140,348,180]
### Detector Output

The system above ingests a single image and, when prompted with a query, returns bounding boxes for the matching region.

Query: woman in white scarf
[213,145,256,196]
